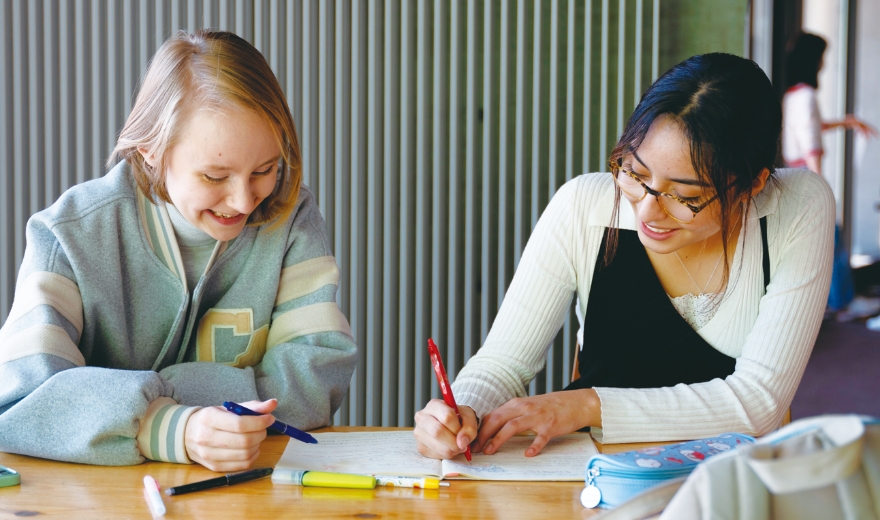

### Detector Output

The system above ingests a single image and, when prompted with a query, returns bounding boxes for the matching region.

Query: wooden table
[0,427,650,519]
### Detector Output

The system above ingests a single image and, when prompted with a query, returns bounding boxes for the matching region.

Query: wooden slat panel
[381,0,401,427]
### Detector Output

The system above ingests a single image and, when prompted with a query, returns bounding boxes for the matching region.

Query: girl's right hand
[184,399,277,472]
[414,399,478,460]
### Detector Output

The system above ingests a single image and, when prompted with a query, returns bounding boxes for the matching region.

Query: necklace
[675,249,723,294]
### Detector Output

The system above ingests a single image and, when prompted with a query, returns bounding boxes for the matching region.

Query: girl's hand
[414,399,478,460]
[474,389,601,457]
[843,115,879,138]
[184,398,277,472]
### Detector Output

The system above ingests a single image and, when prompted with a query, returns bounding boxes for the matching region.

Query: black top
[566,218,769,391]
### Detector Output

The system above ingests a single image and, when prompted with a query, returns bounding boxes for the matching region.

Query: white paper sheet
[275,431,597,481]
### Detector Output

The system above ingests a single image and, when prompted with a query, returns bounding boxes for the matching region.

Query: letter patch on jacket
[196,309,269,368]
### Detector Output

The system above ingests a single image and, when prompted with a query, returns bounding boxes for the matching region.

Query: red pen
[427,338,472,462]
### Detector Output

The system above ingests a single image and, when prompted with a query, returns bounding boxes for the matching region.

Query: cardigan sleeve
[451,174,609,418]
[593,171,834,443]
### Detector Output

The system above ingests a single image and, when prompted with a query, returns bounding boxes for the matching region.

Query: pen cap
[420,478,441,490]
[143,476,166,518]
[272,469,309,485]
[0,465,20,488]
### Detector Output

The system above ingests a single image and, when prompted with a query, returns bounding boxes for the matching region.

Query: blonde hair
[109,30,301,226]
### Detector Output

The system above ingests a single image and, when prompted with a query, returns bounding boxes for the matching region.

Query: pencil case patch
[581,433,754,509]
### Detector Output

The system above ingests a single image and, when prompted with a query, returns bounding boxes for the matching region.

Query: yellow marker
[374,476,450,489]
[272,469,376,489]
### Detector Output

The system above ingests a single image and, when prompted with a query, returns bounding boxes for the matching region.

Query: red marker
[427,338,472,462]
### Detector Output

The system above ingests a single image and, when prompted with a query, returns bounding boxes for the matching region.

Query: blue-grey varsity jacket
[0,161,358,466]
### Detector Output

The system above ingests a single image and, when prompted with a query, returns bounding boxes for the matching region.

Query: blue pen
[222,401,318,444]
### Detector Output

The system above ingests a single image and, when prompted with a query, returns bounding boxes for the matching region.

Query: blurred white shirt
[782,83,823,168]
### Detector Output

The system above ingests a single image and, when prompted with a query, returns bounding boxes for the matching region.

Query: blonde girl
[0,31,356,471]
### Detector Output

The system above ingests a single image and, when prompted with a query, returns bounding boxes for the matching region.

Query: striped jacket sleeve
[0,216,191,466]
[252,189,358,429]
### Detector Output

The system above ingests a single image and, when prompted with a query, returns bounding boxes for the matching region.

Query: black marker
[164,467,274,496]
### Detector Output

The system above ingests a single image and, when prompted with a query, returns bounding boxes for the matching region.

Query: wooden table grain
[0,427,655,519]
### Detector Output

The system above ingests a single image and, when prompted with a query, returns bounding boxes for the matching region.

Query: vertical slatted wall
[0,0,658,426]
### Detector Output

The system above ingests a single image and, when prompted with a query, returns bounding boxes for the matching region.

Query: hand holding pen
[424,338,473,462]
[184,399,280,472]
[223,401,317,444]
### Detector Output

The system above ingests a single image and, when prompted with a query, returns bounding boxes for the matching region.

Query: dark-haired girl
[415,53,835,459]
[782,32,876,175]
[782,32,877,318]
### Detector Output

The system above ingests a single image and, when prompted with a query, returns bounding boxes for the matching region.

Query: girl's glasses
[609,160,721,224]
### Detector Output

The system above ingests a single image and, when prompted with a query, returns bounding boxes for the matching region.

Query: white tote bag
[657,415,880,520]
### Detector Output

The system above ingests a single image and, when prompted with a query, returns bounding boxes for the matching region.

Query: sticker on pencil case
[598,434,750,469]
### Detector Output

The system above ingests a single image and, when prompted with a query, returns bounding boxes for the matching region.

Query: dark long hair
[784,32,827,90]
[605,53,781,289]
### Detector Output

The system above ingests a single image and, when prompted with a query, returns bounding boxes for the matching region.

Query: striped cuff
[137,397,201,464]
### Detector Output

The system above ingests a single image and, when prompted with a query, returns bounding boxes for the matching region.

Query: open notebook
[275,430,597,481]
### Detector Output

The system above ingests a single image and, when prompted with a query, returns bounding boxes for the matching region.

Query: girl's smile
[639,221,681,241]
[207,210,247,226]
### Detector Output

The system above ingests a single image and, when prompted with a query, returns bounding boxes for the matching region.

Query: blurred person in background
[782,31,878,323]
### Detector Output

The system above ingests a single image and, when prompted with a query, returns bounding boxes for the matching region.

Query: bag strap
[594,477,687,520]
[760,216,770,292]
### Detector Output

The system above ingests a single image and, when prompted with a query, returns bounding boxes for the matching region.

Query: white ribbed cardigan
[451,168,834,444]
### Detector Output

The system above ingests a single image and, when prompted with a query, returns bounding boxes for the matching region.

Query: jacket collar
[136,188,230,292]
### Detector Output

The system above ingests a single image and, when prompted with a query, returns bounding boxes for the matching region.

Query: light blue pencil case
[581,433,755,509]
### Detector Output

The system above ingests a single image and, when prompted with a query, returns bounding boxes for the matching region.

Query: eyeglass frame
[609,159,725,224]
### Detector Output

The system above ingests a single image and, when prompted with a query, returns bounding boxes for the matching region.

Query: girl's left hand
[184,398,277,472]
[474,388,601,457]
